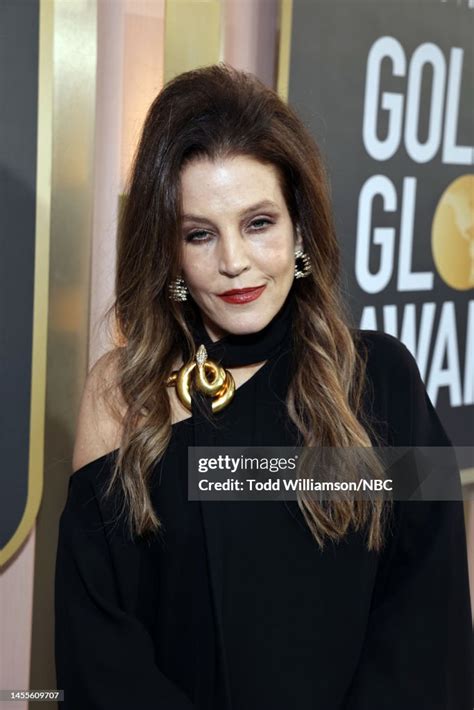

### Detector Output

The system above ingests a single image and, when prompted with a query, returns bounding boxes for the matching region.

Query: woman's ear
[295,224,304,251]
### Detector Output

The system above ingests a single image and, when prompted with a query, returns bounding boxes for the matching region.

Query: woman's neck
[185,285,295,368]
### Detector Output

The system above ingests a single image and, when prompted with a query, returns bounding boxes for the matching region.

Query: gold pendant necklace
[166,344,235,413]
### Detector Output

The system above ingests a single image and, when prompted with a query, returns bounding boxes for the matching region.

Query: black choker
[166,286,295,416]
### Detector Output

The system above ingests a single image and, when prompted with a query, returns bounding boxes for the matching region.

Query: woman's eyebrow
[182,200,280,223]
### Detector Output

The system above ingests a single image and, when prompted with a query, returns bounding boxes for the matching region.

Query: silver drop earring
[169,276,189,302]
[294,249,312,279]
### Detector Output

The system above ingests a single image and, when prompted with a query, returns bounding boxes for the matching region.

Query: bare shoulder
[72,349,127,473]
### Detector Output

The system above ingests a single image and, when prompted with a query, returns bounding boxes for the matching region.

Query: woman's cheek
[255,241,292,273]
[182,254,211,288]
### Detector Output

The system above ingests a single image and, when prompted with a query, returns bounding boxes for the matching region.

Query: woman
[55,64,472,709]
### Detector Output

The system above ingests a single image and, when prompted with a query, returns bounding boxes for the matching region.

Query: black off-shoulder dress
[54,330,473,710]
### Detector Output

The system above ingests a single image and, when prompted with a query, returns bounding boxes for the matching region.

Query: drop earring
[294,249,312,279]
[169,276,189,301]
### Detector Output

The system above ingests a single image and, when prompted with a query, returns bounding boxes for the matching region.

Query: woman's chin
[217,312,274,337]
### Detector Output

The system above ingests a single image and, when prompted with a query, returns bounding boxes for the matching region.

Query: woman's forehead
[180,156,285,214]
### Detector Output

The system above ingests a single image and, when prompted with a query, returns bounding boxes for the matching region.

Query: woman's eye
[185,218,272,243]
[185,230,210,243]
[249,218,272,230]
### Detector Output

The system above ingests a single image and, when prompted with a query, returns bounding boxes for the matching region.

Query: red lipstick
[217,285,266,304]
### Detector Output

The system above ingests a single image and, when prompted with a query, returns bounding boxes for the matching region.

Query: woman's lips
[217,285,266,303]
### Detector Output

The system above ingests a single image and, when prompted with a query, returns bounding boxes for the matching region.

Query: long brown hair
[100,63,392,551]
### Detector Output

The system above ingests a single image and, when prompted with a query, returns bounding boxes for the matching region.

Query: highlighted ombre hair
[99,63,391,551]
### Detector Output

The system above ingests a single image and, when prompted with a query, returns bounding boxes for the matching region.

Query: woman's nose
[217,232,251,277]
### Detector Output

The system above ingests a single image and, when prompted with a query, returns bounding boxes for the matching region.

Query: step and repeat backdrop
[288,0,473,466]
[0,0,472,567]
[0,0,42,567]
